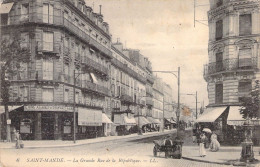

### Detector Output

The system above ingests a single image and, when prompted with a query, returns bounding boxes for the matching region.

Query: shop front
[113,114,136,135]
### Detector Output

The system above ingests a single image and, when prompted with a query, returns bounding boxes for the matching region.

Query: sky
[85,0,210,111]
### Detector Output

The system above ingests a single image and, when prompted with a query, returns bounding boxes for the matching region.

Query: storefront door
[41,113,54,140]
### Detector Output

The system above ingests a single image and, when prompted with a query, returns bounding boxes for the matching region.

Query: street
[0,130,230,167]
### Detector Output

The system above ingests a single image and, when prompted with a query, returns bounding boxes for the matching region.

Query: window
[215,20,223,40]
[64,89,69,102]
[1,14,9,25]
[42,88,54,102]
[18,63,28,80]
[43,59,53,80]
[21,3,29,21]
[215,52,223,72]
[215,84,223,104]
[20,32,29,48]
[238,48,252,68]
[238,81,252,97]
[19,86,29,102]
[43,3,53,23]
[43,32,54,51]
[75,92,79,104]
[64,10,69,20]
[216,0,223,7]
[239,14,252,35]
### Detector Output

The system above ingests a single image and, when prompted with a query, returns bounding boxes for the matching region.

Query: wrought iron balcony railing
[204,57,257,77]
[120,93,133,103]
[81,80,109,96]
[82,56,109,76]
[5,13,112,58]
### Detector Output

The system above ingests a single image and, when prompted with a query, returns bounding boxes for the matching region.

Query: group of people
[193,127,220,157]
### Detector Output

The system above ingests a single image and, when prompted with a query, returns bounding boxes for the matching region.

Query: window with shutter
[238,48,252,68]
[238,81,252,97]
[43,32,54,51]
[43,4,53,24]
[64,89,69,102]
[215,52,223,72]
[42,59,53,80]
[21,3,29,21]
[215,20,223,40]
[239,14,252,35]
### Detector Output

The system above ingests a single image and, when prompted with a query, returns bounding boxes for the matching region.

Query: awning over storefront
[78,108,102,126]
[165,118,176,124]
[0,3,14,14]
[227,106,245,125]
[102,113,113,124]
[0,105,23,114]
[196,106,228,122]
[147,117,161,124]
[135,116,150,126]
[113,114,136,126]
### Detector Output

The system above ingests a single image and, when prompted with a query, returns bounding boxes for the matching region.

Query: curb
[0,130,175,149]
[182,156,233,165]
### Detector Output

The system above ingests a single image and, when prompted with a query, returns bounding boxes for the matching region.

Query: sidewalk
[0,129,176,149]
[182,145,260,166]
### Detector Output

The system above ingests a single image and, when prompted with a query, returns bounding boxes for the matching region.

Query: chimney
[99,5,102,15]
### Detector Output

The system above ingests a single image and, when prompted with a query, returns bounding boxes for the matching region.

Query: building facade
[1,0,112,140]
[201,0,260,143]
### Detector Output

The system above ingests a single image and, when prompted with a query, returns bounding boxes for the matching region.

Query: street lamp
[153,67,180,137]
[184,91,198,119]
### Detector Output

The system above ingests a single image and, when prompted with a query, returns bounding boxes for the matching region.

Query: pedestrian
[15,130,21,149]
[209,133,220,152]
[192,127,197,143]
[199,133,207,157]
[164,135,173,158]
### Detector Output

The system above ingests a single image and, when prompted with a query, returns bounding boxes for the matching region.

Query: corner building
[200,0,260,143]
[0,0,112,140]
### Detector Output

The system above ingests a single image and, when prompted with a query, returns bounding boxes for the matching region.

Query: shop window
[238,48,252,68]
[43,32,54,51]
[63,120,71,134]
[42,88,54,102]
[215,20,223,40]
[238,81,252,98]
[20,119,32,134]
[239,14,252,35]
[43,3,53,24]
[42,59,53,80]
[215,83,223,104]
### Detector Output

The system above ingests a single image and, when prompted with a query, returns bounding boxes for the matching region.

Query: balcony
[146,75,154,84]
[146,97,154,106]
[111,58,146,83]
[5,13,112,58]
[120,93,133,104]
[204,57,257,78]
[74,53,81,65]
[81,80,109,96]
[82,56,108,76]
[37,41,60,55]
[11,71,61,82]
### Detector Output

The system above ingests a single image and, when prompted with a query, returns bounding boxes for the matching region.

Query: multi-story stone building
[163,83,174,119]
[0,0,112,140]
[200,0,260,142]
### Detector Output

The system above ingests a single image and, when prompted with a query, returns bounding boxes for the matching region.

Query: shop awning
[0,3,14,14]
[78,108,102,126]
[0,105,23,114]
[196,106,228,122]
[102,113,113,124]
[166,119,176,124]
[147,117,161,124]
[124,116,136,125]
[227,106,245,125]
[135,116,150,126]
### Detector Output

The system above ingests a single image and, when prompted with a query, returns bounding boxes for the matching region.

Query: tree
[0,34,30,142]
[240,80,260,119]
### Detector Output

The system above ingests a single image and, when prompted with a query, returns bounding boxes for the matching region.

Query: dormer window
[216,0,223,7]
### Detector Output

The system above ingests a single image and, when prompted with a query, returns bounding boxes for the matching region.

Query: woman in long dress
[209,133,220,152]
[199,133,207,157]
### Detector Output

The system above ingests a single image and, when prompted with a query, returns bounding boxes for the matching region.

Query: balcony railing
[75,53,81,63]
[11,71,62,82]
[120,93,133,103]
[111,58,146,83]
[146,75,155,84]
[81,80,109,96]
[5,13,112,57]
[82,56,108,76]
[204,57,257,77]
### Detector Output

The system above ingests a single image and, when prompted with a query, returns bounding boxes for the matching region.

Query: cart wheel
[153,147,157,157]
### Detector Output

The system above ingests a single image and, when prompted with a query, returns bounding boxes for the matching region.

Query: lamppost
[153,67,180,137]
[184,91,198,119]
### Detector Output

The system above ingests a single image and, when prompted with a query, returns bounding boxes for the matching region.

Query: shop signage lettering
[24,105,73,112]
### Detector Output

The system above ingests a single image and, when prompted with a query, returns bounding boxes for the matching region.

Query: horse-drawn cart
[153,137,183,159]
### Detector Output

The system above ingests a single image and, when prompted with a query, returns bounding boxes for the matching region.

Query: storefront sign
[78,108,102,126]
[24,105,73,112]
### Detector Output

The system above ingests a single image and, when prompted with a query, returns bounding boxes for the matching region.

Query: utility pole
[177,67,180,137]
[73,70,76,143]
[196,91,198,119]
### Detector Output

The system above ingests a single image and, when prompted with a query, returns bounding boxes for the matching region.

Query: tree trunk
[4,104,11,142]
